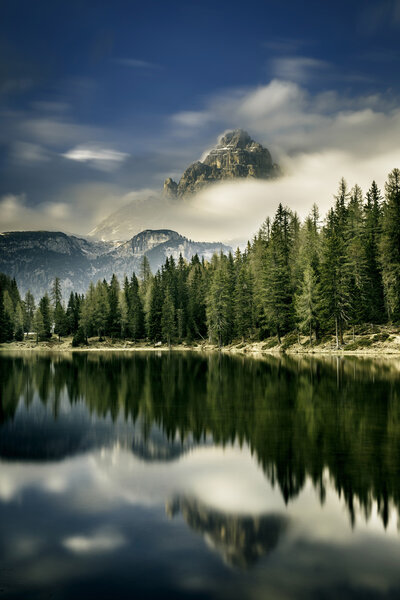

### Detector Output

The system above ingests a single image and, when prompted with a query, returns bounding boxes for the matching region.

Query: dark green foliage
[23,291,35,334]
[107,275,121,338]
[379,168,400,321]
[1,170,400,346]
[161,287,176,346]
[263,204,295,341]
[147,273,163,340]
[364,181,385,322]
[66,293,81,334]
[72,326,88,347]
[52,278,68,340]
[206,253,232,347]
[39,294,52,339]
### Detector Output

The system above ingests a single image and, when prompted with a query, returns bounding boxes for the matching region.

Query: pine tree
[206,253,231,347]
[187,256,207,340]
[107,274,121,338]
[248,232,269,337]
[39,294,52,339]
[119,290,129,338]
[93,281,109,339]
[295,266,319,344]
[23,291,35,335]
[379,168,400,321]
[175,254,188,341]
[364,181,385,322]
[295,209,322,341]
[147,273,163,340]
[14,302,24,341]
[0,292,7,343]
[3,291,15,340]
[128,273,144,341]
[345,184,368,329]
[319,208,351,347]
[79,298,91,342]
[140,255,152,295]
[51,277,63,307]
[33,307,45,343]
[264,204,295,342]
[161,287,175,347]
[9,277,21,306]
[54,302,67,340]
[234,251,253,341]
[66,292,80,334]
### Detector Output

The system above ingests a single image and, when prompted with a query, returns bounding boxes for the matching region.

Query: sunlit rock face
[164,129,280,197]
[166,495,287,568]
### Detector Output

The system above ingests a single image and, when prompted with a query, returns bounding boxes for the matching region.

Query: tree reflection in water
[1,351,400,529]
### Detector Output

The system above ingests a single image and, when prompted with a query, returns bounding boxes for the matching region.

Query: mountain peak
[164,129,280,197]
[217,129,252,149]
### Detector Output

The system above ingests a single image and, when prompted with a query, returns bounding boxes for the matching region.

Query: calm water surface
[1,351,400,599]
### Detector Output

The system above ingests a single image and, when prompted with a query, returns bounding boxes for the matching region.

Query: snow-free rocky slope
[163,129,280,197]
[0,229,230,298]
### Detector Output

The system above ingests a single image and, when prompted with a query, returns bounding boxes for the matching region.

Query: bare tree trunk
[352,325,355,342]
[277,326,281,345]
[309,323,313,347]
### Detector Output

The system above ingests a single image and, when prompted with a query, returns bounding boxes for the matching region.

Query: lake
[1,351,400,599]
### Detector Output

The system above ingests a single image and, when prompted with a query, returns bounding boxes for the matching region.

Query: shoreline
[3,336,400,357]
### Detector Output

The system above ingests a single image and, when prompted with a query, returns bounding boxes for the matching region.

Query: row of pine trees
[1,169,399,347]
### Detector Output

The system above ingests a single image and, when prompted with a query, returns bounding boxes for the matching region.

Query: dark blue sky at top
[2,0,399,132]
[0,0,400,231]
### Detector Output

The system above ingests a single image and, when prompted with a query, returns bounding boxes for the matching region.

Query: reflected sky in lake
[1,351,400,599]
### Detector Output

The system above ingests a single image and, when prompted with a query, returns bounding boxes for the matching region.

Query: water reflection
[1,351,400,598]
[167,495,287,568]
[2,351,400,527]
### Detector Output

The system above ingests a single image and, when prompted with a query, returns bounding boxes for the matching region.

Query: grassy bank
[2,324,400,355]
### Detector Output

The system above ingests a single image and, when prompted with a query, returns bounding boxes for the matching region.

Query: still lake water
[1,351,400,599]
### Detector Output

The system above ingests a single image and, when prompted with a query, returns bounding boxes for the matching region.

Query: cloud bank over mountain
[1,78,400,242]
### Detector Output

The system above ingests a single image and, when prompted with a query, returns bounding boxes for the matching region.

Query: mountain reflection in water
[167,495,287,568]
[1,351,400,599]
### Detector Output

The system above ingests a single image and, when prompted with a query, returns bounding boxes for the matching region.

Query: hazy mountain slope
[0,229,230,298]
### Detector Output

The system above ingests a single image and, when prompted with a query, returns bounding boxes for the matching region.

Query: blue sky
[1,0,400,239]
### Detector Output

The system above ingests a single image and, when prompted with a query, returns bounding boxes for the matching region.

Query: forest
[0,168,399,348]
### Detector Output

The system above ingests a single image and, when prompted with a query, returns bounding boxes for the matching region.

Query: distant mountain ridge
[0,229,230,298]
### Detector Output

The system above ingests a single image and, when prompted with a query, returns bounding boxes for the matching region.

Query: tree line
[0,168,399,347]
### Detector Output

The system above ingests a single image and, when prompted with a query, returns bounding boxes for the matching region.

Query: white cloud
[171,110,212,128]
[63,528,127,554]
[0,193,73,232]
[62,144,129,171]
[270,56,329,83]
[3,79,400,242]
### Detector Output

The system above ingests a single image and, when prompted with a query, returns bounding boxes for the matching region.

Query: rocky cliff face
[0,229,230,298]
[164,129,280,197]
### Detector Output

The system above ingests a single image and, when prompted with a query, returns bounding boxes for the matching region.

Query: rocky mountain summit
[164,129,280,197]
[0,229,230,298]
